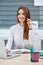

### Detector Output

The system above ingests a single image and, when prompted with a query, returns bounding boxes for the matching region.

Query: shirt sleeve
[29,29,41,52]
[5,27,14,51]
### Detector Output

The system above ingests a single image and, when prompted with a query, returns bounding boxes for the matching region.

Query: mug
[31,52,39,62]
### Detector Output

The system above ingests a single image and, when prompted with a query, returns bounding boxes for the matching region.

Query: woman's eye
[18,13,25,15]
[22,13,25,15]
[18,13,20,15]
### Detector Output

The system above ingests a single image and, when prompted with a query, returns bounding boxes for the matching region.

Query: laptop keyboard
[7,52,20,58]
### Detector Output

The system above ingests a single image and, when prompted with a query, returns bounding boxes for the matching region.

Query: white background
[34,0,43,6]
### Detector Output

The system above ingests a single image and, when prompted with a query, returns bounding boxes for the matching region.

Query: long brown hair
[17,6,31,39]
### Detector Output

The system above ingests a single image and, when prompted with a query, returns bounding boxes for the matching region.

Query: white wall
[0,29,9,40]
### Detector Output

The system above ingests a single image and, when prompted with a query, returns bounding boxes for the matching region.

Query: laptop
[0,37,20,59]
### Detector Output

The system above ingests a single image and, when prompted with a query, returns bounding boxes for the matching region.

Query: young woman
[5,6,40,53]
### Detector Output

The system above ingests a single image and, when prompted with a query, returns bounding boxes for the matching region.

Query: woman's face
[17,9,26,24]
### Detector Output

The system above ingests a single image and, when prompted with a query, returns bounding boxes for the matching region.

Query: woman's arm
[5,27,14,52]
[30,29,41,52]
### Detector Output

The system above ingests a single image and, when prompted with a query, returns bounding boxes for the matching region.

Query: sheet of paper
[10,49,31,54]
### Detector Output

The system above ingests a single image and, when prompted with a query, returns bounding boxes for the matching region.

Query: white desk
[0,54,43,65]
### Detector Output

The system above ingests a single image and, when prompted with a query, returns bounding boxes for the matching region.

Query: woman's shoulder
[10,24,19,30]
[29,27,38,36]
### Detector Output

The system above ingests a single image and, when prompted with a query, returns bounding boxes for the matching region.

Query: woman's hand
[5,49,10,54]
[27,19,32,29]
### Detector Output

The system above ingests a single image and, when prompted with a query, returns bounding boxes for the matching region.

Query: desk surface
[0,54,43,65]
